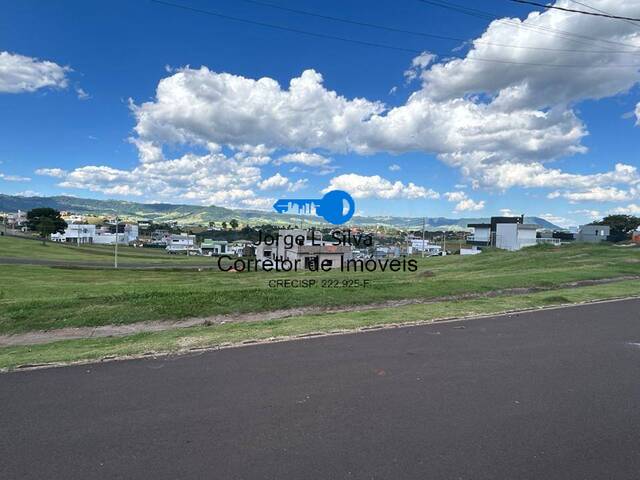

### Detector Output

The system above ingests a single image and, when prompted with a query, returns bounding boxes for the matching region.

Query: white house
[495,223,538,251]
[468,216,538,251]
[51,224,139,245]
[255,229,352,270]
[51,224,96,244]
[201,239,228,256]
[407,236,444,256]
[467,225,491,244]
[165,234,196,253]
[93,224,139,244]
[576,225,610,243]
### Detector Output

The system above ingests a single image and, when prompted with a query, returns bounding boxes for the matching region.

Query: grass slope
[2,280,639,370]
[0,236,211,264]
[0,238,638,335]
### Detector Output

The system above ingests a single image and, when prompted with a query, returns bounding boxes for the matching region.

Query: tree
[27,208,67,245]
[595,215,640,242]
[229,219,239,230]
[221,221,227,230]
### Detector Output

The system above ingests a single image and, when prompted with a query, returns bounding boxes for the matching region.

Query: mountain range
[0,194,561,230]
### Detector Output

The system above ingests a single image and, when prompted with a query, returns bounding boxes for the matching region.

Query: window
[304,256,319,270]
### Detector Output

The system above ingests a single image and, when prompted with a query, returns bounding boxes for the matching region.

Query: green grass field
[2,279,640,370]
[1,235,639,335]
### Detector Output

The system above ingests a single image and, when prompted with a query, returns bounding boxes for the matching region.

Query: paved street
[2,298,640,479]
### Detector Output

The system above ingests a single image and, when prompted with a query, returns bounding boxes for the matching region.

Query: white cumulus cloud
[0,172,30,182]
[275,152,331,167]
[0,51,69,93]
[609,204,640,215]
[323,174,439,200]
[35,168,67,178]
[454,198,485,213]
[37,1,640,209]
[258,173,290,190]
[444,191,467,202]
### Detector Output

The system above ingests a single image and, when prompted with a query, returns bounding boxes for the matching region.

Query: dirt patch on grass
[1,275,638,347]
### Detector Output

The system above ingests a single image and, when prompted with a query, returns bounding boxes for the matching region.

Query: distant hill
[0,194,561,230]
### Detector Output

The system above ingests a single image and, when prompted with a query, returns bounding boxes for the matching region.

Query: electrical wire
[236,0,640,55]
[510,0,640,23]
[151,0,640,68]
[416,0,640,50]
[567,0,640,27]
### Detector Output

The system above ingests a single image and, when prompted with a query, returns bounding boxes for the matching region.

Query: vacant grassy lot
[0,237,638,335]
[0,235,209,265]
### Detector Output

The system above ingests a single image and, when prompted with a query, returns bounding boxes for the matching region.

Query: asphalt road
[2,299,640,480]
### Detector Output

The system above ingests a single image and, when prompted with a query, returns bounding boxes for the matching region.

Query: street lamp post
[114,216,119,269]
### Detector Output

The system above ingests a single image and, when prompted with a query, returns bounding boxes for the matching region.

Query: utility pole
[114,216,119,269]
[421,217,426,258]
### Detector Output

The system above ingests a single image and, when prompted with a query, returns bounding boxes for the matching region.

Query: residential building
[50,223,139,244]
[168,234,195,246]
[150,229,171,245]
[576,225,610,243]
[201,239,228,256]
[93,224,139,244]
[255,229,351,270]
[51,224,96,244]
[468,215,538,251]
[467,224,491,245]
[61,213,86,224]
[165,234,196,253]
[407,236,443,256]
[230,240,255,257]
[2,210,27,230]
[495,223,538,251]
[633,229,640,245]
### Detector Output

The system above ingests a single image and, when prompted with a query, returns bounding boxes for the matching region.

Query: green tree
[26,208,67,245]
[221,221,227,230]
[229,219,239,230]
[595,215,640,242]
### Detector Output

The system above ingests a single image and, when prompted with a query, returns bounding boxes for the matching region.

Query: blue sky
[1,0,639,226]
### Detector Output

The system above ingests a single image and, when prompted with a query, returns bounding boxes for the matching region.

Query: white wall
[518,228,537,249]
[472,227,490,242]
[496,224,518,251]
[496,224,537,251]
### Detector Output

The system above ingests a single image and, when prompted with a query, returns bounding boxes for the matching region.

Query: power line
[420,0,635,48]
[510,0,640,23]
[236,0,640,56]
[151,0,640,68]
[416,0,640,50]
[567,0,640,27]
[151,0,418,53]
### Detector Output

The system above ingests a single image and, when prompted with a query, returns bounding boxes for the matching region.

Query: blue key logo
[273,190,356,225]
